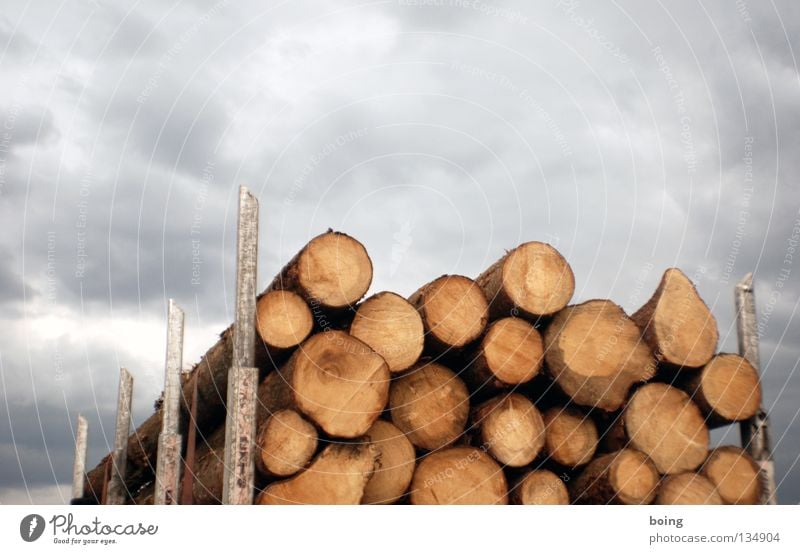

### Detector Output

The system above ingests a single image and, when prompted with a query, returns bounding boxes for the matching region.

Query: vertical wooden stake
[735,273,777,504]
[155,299,185,505]
[70,415,88,501]
[106,368,133,505]
[222,186,259,505]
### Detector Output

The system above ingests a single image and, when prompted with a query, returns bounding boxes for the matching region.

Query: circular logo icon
[20,514,45,542]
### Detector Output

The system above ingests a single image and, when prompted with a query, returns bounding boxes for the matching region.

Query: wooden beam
[70,415,88,501]
[735,273,777,504]
[222,186,259,505]
[155,299,185,505]
[106,368,133,505]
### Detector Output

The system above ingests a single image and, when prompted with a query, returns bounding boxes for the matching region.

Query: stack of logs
[82,231,765,505]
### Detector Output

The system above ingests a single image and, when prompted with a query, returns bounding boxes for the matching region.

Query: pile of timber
[81,233,765,505]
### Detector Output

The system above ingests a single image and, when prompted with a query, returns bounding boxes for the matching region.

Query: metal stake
[222,186,259,505]
[155,299,185,505]
[70,415,88,501]
[106,368,133,505]
[735,273,777,504]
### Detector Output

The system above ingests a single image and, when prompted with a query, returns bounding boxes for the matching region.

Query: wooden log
[571,449,659,505]
[682,353,762,426]
[362,420,416,504]
[255,409,318,478]
[656,473,723,505]
[700,446,763,505]
[462,317,544,392]
[543,300,657,411]
[83,231,373,501]
[256,290,314,356]
[269,230,373,312]
[188,425,226,504]
[408,275,489,353]
[389,362,470,450]
[255,443,377,505]
[511,470,569,505]
[349,291,424,374]
[471,393,545,467]
[410,447,508,504]
[542,407,598,467]
[477,241,574,321]
[623,383,709,474]
[263,331,390,438]
[632,268,718,368]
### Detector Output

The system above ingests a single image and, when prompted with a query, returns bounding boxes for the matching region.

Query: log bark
[255,409,318,478]
[389,362,470,450]
[256,290,314,356]
[571,449,659,505]
[189,424,227,504]
[656,473,723,505]
[471,393,545,467]
[682,353,762,426]
[408,275,488,354]
[543,300,657,411]
[511,470,570,505]
[623,383,709,474]
[263,331,390,438]
[632,268,718,369]
[410,447,508,504]
[476,241,574,321]
[255,443,377,505]
[543,407,598,467]
[269,230,373,313]
[361,420,416,504]
[700,446,763,505]
[462,317,544,392]
[349,291,424,374]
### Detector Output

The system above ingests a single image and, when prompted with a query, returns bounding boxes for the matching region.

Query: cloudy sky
[1,0,798,504]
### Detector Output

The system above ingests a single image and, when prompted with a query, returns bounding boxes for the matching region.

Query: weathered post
[735,273,777,504]
[70,415,88,502]
[106,368,133,504]
[154,299,185,505]
[222,186,259,505]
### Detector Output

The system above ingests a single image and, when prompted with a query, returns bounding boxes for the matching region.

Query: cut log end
[410,447,508,505]
[476,317,544,386]
[291,231,373,310]
[289,331,390,438]
[477,241,574,320]
[350,291,424,373]
[389,362,469,451]
[543,407,598,467]
[701,446,763,505]
[633,268,718,368]
[688,353,762,424]
[544,300,657,411]
[473,393,545,467]
[255,443,376,505]
[409,275,488,351]
[362,420,416,505]
[656,473,724,505]
[255,409,318,478]
[572,449,660,505]
[511,470,569,505]
[256,290,314,352]
[624,383,709,474]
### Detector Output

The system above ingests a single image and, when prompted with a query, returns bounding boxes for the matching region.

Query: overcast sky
[1,0,798,504]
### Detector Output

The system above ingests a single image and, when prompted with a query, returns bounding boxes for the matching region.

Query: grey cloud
[1,0,799,503]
